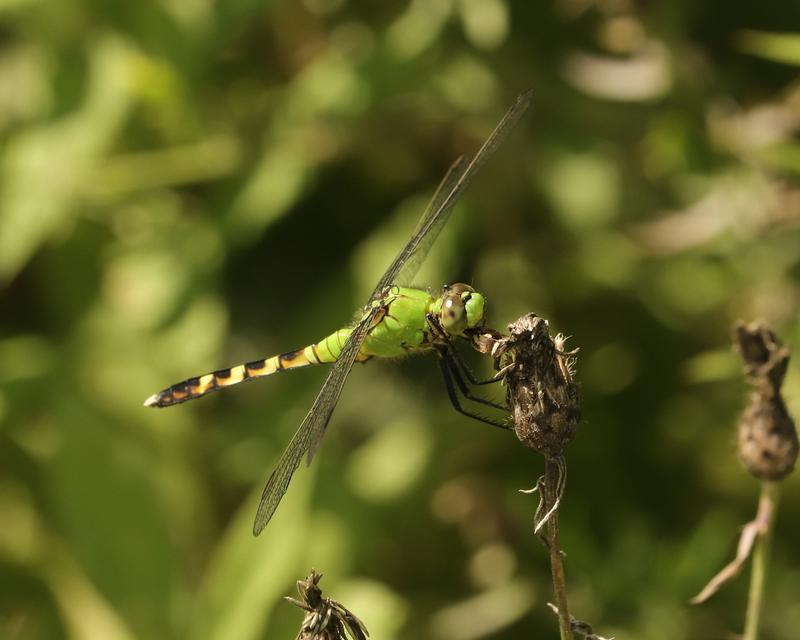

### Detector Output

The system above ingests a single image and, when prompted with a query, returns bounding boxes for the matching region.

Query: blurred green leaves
[1,2,800,640]
[0,37,136,283]
[346,417,433,502]
[738,31,800,67]
[192,472,314,640]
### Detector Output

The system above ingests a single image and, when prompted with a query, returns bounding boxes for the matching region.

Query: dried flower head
[286,570,369,640]
[734,321,798,481]
[492,314,580,456]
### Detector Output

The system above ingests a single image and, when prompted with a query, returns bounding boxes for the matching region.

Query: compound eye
[441,295,466,332]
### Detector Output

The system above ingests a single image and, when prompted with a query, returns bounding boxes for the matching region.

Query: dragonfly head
[438,283,486,336]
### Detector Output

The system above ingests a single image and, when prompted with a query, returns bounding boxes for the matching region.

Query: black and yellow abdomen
[144,286,437,408]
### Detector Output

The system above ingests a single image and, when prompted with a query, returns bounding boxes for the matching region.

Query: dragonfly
[144,89,533,535]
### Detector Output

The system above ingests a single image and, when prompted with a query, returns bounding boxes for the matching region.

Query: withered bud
[492,314,580,456]
[733,321,798,481]
[286,570,369,640]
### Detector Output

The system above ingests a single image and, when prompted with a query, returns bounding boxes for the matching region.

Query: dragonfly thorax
[433,283,486,337]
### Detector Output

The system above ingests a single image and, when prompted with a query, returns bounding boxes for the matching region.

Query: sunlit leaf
[738,30,800,67]
[0,37,136,282]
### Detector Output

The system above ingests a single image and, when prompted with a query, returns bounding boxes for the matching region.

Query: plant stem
[545,458,573,640]
[743,481,780,640]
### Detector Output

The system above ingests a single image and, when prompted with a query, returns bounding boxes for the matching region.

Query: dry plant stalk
[286,570,369,640]
[546,604,615,640]
[487,313,581,640]
[692,321,797,640]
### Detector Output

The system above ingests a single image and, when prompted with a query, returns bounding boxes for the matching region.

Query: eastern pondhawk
[144,89,533,535]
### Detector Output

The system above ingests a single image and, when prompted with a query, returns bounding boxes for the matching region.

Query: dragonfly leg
[437,353,510,430]
[426,311,507,397]
[445,340,506,386]
[444,353,510,412]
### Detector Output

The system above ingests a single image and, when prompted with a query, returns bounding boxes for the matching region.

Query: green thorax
[312,284,487,363]
[362,286,435,358]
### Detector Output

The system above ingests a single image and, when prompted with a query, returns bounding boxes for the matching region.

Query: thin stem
[743,481,780,640]
[545,457,573,640]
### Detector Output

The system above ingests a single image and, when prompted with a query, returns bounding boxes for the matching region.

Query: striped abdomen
[144,328,357,408]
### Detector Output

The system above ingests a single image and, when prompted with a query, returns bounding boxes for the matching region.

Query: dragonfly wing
[252,308,378,536]
[370,154,466,299]
[371,89,533,297]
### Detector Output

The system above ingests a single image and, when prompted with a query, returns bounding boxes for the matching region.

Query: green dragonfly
[144,89,533,535]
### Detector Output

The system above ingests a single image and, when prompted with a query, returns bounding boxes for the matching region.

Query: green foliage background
[2,1,800,638]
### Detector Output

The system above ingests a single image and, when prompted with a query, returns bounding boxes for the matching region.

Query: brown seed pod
[733,321,798,481]
[738,391,797,481]
[492,314,580,457]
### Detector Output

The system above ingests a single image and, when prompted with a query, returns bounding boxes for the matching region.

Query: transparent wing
[371,89,533,298]
[410,153,469,246]
[252,308,379,536]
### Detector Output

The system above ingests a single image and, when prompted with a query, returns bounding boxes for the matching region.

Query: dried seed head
[287,570,369,640]
[738,391,797,481]
[733,321,798,481]
[494,314,580,456]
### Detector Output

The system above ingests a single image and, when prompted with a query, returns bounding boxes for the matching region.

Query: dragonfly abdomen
[144,329,355,408]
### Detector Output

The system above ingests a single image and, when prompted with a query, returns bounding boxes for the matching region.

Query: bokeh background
[2,1,800,639]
